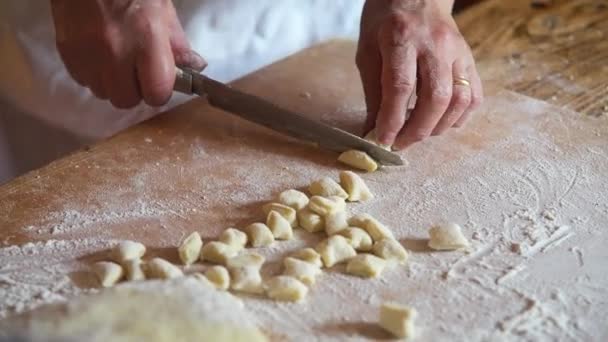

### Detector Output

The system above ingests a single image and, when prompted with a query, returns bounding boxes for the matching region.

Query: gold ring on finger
[453,77,471,87]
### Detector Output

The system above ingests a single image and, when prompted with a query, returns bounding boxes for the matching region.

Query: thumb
[167,10,207,72]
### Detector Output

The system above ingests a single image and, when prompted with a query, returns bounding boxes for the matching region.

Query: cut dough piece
[338,150,378,172]
[346,254,386,278]
[145,258,183,279]
[308,177,349,199]
[316,235,357,267]
[348,214,395,242]
[428,223,470,250]
[265,276,308,302]
[93,261,124,287]
[244,223,275,247]
[339,171,373,202]
[297,208,324,233]
[112,240,146,263]
[229,266,264,294]
[266,211,294,240]
[200,242,238,265]
[364,129,392,151]
[190,272,216,288]
[262,203,297,227]
[205,265,230,291]
[373,239,408,264]
[308,196,346,216]
[283,257,322,286]
[178,231,203,266]
[123,259,145,281]
[339,227,373,252]
[325,210,349,236]
[278,189,309,210]
[290,248,323,268]
[227,252,266,269]
[219,228,248,250]
[379,302,417,339]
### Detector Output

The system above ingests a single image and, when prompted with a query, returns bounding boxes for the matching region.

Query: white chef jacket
[0,0,364,184]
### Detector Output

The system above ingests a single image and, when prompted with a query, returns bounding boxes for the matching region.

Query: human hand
[356,0,483,150]
[50,0,206,109]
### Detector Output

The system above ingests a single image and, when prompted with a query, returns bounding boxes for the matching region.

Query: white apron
[0,0,364,183]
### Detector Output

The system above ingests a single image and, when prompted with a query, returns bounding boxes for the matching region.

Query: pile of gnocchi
[92,169,470,339]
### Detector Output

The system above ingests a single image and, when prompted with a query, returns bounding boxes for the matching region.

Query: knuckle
[452,90,472,109]
[430,87,452,105]
[143,81,173,106]
[387,72,415,93]
[381,12,415,45]
[431,23,456,45]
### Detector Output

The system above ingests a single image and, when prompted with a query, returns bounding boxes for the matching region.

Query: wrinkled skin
[50,0,206,109]
[357,0,483,150]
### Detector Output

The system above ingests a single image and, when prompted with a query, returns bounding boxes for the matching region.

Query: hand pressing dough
[364,129,392,151]
[308,196,346,216]
[278,189,309,210]
[123,259,145,281]
[348,214,395,242]
[283,257,322,286]
[245,223,275,247]
[339,171,373,202]
[262,203,297,227]
[428,222,470,250]
[308,177,349,199]
[338,150,378,172]
[316,235,357,267]
[145,258,183,279]
[266,211,294,240]
[290,248,323,268]
[205,265,231,291]
[93,261,124,287]
[297,208,325,233]
[265,276,308,302]
[178,232,203,266]
[373,239,409,264]
[346,254,386,278]
[112,240,146,263]
[324,210,349,236]
[339,227,373,252]
[200,242,238,264]
[219,228,248,250]
[379,302,417,339]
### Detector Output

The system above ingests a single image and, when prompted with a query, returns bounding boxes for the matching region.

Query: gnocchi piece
[428,223,470,250]
[93,261,124,288]
[244,223,275,247]
[379,302,417,339]
[265,276,308,302]
[338,150,378,172]
[145,258,183,279]
[123,258,145,281]
[316,235,357,267]
[283,257,322,286]
[308,196,346,217]
[364,129,392,151]
[112,240,146,263]
[266,211,294,240]
[278,189,310,210]
[229,266,264,294]
[372,239,409,264]
[339,171,374,202]
[178,231,203,266]
[297,208,325,233]
[219,228,248,250]
[339,227,373,252]
[348,214,395,242]
[290,248,323,268]
[226,252,266,269]
[324,210,349,236]
[346,254,386,278]
[200,241,238,264]
[205,265,231,291]
[190,272,215,288]
[308,177,349,199]
[262,203,297,227]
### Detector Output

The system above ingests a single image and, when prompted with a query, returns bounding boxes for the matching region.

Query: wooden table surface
[1,0,607,340]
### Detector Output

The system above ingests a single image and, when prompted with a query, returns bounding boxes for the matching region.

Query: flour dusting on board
[1,91,607,341]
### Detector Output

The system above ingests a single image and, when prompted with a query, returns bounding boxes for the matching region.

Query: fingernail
[188,50,208,71]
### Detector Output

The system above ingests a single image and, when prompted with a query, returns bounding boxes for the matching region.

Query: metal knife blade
[174,68,404,166]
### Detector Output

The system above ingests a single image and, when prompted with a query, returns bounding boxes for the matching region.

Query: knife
[173,67,404,166]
